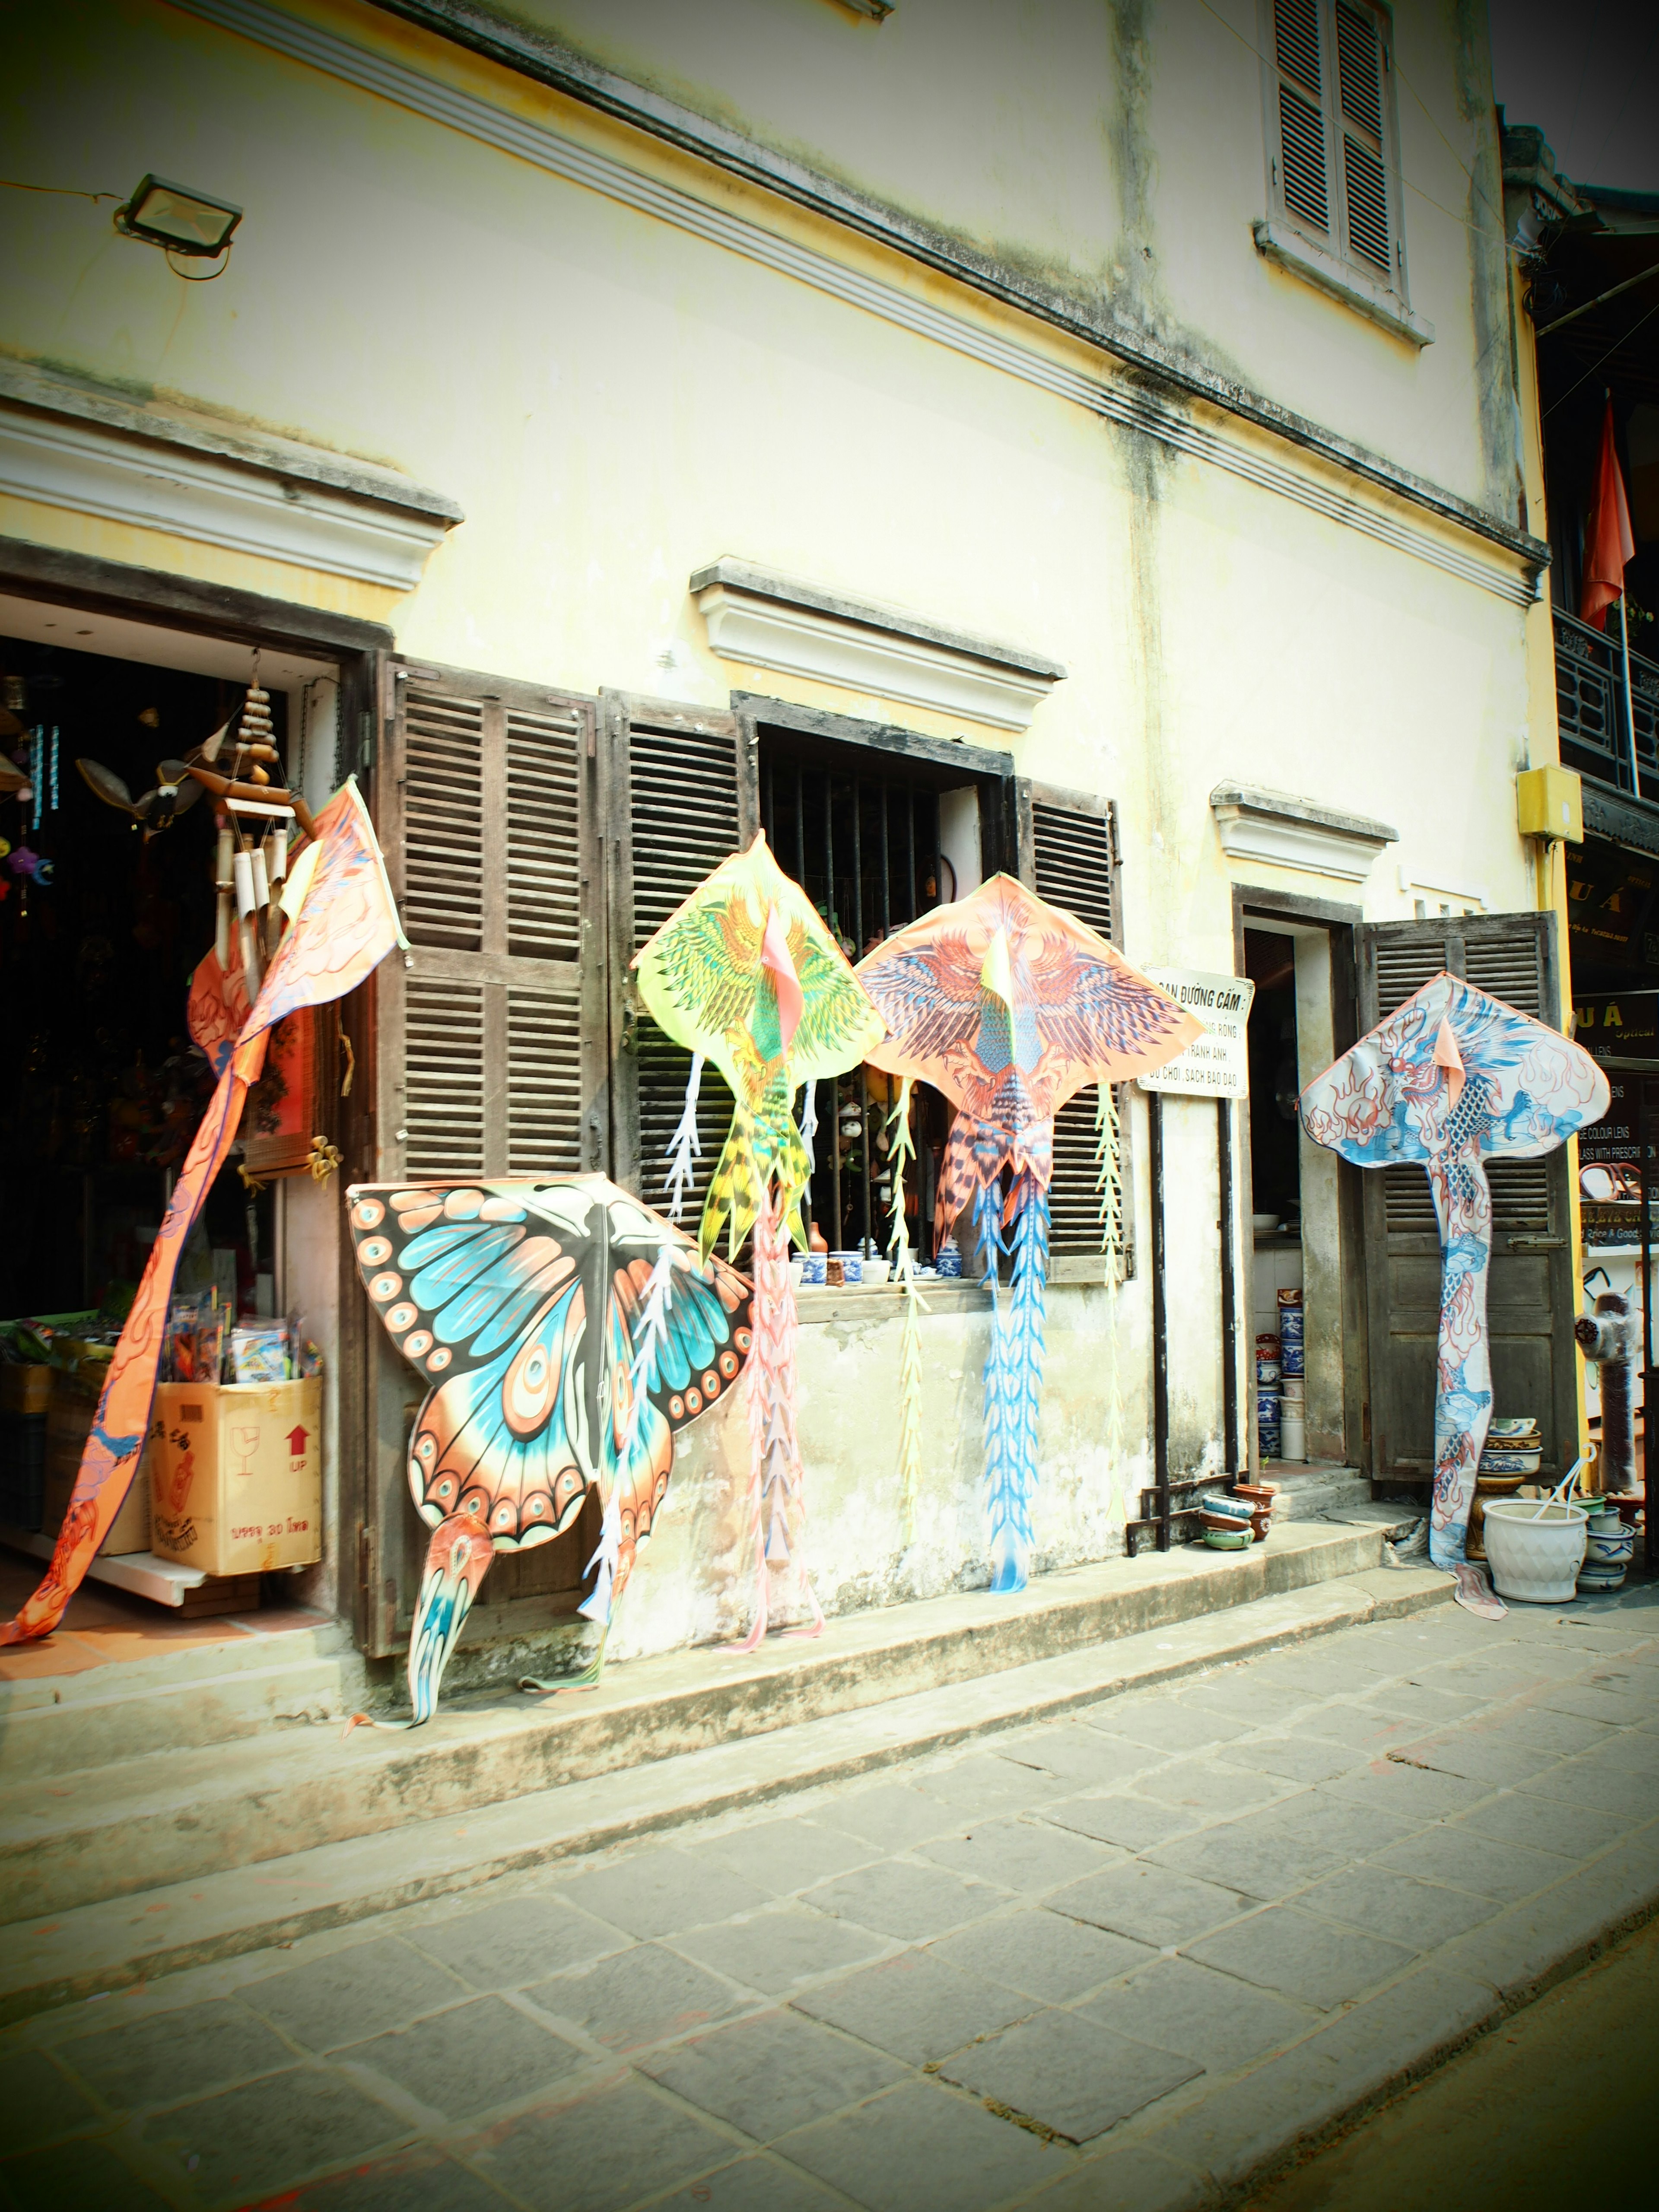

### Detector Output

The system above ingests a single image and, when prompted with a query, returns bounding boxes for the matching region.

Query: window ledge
[1252,220,1434,350]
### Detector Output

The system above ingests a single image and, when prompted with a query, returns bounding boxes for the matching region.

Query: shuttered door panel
[1027,785,1125,1264]
[605,697,747,1214]
[372,660,604,1654]
[405,974,487,1177]
[383,664,600,1185]
[507,990,583,1176]
[1357,912,1574,1482]
[505,702,582,961]
[403,689,485,951]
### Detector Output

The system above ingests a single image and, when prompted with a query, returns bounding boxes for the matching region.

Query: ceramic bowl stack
[1277,1291,1305,1462]
[1255,1334,1281,1461]
[1480,1417,1542,1480]
[1199,1493,1260,1548]
[1579,1502,1637,1592]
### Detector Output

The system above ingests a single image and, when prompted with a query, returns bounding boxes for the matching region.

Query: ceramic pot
[1482,1499,1589,1603]
[1278,1406,1306,1462]
[1256,1360,1281,1385]
[800,1253,826,1286]
[1204,1526,1252,1550]
[1280,1341,1304,1376]
[935,1240,963,1279]
[1478,1448,1543,1475]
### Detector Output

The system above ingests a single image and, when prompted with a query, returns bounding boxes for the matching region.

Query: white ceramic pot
[1278,1407,1306,1462]
[1481,1499,1589,1603]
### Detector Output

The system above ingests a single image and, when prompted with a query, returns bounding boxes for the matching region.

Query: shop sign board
[1137,968,1255,1098]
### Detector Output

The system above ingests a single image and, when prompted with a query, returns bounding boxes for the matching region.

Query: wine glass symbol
[231,1425,261,1478]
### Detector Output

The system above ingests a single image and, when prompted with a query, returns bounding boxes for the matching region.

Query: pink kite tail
[722,1186,819,1649]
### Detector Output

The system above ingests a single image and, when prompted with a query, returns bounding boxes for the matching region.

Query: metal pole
[1621,591,1641,801]
[1219,1095,1239,1478]
[1149,1090,1171,1550]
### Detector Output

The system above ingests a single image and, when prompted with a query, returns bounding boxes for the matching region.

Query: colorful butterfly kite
[1300,971,1606,1614]
[347,1176,753,1719]
[856,875,1197,1593]
[0,779,404,1648]
[634,832,884,1645]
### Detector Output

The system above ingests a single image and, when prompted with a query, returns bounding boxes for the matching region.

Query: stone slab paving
[1,1582,1655,2212]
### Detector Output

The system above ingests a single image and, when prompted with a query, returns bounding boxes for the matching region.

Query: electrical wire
[0,179,119,203]
[1542,292,1659,418]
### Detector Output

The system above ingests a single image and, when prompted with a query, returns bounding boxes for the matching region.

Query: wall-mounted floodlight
[114,175,242,259]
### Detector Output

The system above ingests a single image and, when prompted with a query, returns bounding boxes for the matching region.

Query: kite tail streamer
[726,1185,820,1650]
[885,1078,928,1544]
[582,1237,677,1631]
[986,1183,1048,1594]
[663,1052,705,1223]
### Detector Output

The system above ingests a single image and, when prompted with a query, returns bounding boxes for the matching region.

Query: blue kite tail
[985,1182,1048,1593]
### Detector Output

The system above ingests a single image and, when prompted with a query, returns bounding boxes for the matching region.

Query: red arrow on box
[286,1426,309,1454]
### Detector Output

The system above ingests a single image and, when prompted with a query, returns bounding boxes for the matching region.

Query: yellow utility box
[1516,765,1583,844]
[149,1379,322,1576]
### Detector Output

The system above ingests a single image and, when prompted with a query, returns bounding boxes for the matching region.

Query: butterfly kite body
[348,1176,752,1719]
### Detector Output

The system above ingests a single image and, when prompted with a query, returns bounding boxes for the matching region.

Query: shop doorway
[0,594,342,1620]
[1239,904,1363,1477]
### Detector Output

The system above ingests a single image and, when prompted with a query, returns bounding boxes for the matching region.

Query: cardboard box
[44,1372,152,1556]
[149,1379,322,1576]
[0,1365,52,1417]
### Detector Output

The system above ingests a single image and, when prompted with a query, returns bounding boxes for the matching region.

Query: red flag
[1581,395,1636,632]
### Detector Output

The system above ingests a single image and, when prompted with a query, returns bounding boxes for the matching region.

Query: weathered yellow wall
[0,0,1545,1643]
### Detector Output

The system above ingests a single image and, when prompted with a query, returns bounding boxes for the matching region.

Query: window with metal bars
[758,730,996,1261]
[1263,0,1403,296]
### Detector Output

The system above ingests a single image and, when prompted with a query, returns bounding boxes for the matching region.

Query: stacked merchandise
[0,1313,133,1543]
[1255,1333,1281,1461]
[160,1292,321,1384]
[1277,1289,1306,1462]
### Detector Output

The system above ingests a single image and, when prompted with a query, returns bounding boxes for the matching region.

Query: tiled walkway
[2,1583,1656,2212]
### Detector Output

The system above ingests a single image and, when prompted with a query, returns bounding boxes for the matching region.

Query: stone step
[1265,1465,1372,1520]
[0,1523,1397,1929]
[0,1610,365,1780]
[0,1559,1451,2025]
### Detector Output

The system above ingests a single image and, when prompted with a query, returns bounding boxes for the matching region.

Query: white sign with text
[1137,967,1255,1098]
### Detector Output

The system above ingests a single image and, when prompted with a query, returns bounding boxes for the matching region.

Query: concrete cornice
[1211,783,1398,883]
[171,0,1546,604]
[0,359,461,590]
[692,558,1065,730]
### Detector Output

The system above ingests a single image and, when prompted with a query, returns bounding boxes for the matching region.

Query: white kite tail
[580,1237,677,1626]
[885,1077,928,1545]
[663,1051,705,1222]
[726,1183,821,1652]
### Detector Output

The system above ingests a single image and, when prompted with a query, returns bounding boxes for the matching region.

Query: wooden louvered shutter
[1271,0,1333,242]
[1023,783,1127,1273]
[365,660,605,1657]
[1357,912,1576,1486]
[377,661,604,1184]
[603,694,750,1219]
[1333,1,1393,283]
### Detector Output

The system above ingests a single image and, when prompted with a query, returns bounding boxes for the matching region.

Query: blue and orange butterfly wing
[349,1184,591,1548]
[349,1181,755,1560]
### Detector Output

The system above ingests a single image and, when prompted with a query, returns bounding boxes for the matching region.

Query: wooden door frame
[1232,884,1369,1475]
[0,536,392,1644]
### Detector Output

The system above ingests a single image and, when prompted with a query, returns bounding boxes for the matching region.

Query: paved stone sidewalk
[3,1581,1656,2212]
